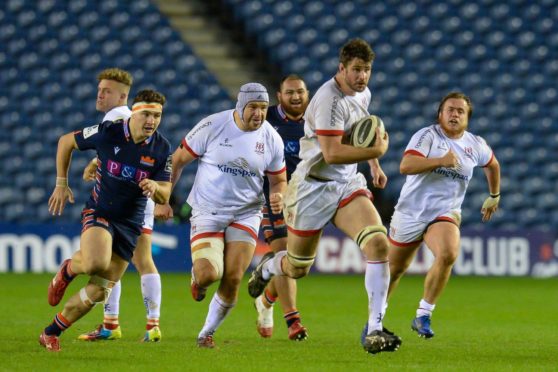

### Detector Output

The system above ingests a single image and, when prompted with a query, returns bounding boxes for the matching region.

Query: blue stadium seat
[1,0,556,231]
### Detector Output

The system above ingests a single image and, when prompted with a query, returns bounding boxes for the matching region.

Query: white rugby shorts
[190,208,262,246]
[284,173,371,235]
[388,210,461,247]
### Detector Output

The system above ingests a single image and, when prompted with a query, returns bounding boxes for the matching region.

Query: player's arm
[266,170,287,214]
[154,145,196,220]
[368,158,387,189]
[48,132,78,216]
[83,157,98,181]
[319,127,388,164]
[400,150,458,175]
[139,180,172,205]
[481,155,501,222]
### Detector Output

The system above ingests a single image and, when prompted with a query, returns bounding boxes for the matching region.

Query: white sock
[141,273,162,319]
[416,299,435,318]
[262,251,286,280]
[365,261,390,333]
[198,292,235,338]
[104,280,121,316]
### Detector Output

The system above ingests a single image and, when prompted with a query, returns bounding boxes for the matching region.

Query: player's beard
[283,103,305,118]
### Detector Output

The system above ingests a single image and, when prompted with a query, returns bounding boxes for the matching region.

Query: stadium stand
[0,0,232,223]
[217,0,557,230]
[1,0,556,231]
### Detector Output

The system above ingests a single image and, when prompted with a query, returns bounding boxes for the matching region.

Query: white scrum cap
[235,82,269,119]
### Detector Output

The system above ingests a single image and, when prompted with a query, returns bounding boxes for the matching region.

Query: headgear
[235,82,269,119]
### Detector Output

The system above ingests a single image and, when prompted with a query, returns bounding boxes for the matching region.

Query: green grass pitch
[1,273,556,371]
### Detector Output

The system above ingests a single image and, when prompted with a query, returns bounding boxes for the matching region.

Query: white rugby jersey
[395,124,494,222]
[182,109,286,214]
[294,78,371,181]
[103,105,131,122]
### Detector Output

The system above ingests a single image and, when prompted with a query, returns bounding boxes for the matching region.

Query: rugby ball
[344,115,385,148]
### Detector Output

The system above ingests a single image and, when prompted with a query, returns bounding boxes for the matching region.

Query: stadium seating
[0,0,232,223]
[219,0,557,230]
[2,0,557,232]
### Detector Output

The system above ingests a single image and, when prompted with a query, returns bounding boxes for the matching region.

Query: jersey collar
[277,105,304,124]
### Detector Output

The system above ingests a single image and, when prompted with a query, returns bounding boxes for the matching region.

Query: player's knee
[221,272,243,292]
[81,260,110,276]
[193,263,219,287]
[354,225,388,254]
[436,250,459,267]
[81,276,116,305]
[191,237,225,280]
[286,251,314,278]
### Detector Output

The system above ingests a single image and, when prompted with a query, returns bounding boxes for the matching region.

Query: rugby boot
[288,320,308,341]
[39,331,61,352]
[78,324,122,341]
[255,296,273,338]
[248,252,274,298]
[411,315,435,338]
[48,259,74,306]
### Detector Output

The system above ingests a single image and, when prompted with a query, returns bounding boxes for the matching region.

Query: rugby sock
[284,309,300,327]
[63,261,76,281]
[263,251,286,280]
[198,293,235,338]
[365,260,390,333]
[141,273,161,320]
[417,299,435,318]
[103,315,119,330]
[45,312,71,336]
[103,280,121,323]
[146,318,159,331]
[263,288,277,308]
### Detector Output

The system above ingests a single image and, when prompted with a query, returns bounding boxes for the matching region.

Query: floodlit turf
[1,273,556,371]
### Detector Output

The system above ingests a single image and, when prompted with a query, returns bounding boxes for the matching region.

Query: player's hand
[82,158,98,181]
[481,194,500,222]
[440,150,459,168]
[155,203,173,220]
[269,193,283,214]
[371,165,388,189]
[48,186,74,216]
[372,128,389,157]
[139,179,158,199]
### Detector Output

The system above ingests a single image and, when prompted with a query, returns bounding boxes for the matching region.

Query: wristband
[56,177,68,187]
[490,193,500,198]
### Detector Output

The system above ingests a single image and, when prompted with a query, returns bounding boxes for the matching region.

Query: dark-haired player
[254,74,310,341]
[249,38,400,354]
[39,89,172,352]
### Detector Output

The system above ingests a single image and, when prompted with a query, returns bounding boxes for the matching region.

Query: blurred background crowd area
[1,0,556,230]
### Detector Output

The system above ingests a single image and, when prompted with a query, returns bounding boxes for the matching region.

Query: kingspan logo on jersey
[432,167,469,182]
[217,157,257,177]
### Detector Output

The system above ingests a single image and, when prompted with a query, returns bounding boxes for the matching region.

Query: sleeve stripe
[265,166,287,175]
[482,152,494,167]
[316,129,344,136]
[404,149,426,157]
[181,138,199,158]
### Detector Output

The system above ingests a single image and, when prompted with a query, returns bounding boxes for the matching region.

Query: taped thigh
[354,225,388,250]
[191,237,225,278]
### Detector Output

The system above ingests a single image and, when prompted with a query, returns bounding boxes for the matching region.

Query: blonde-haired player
[386,92,501,338]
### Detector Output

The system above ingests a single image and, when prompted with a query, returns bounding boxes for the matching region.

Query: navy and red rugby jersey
[265,105,305,179]
[74,119,172,225]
